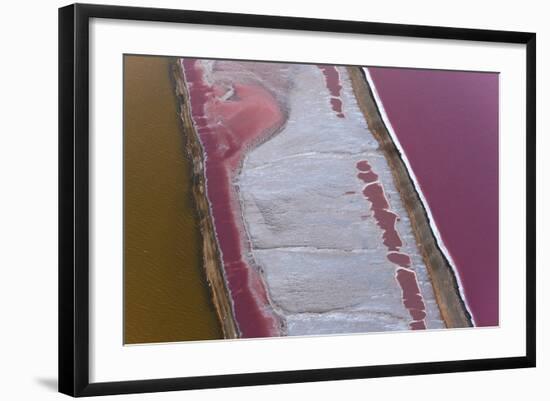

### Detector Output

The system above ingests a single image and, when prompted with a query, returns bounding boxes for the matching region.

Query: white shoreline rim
[363,67,477,326]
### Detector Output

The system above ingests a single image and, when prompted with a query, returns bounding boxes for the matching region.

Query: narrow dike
[172,61,239,339]
[347,66,472,328]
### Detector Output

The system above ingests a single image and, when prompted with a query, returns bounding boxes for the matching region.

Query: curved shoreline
[173,59,287,338]
[173,61,240,339]
[348,66,473,328]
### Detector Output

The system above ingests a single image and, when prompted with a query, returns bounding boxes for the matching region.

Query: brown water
[124,55,223,344]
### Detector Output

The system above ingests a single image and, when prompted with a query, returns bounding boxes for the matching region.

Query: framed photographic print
[58,3,536,397]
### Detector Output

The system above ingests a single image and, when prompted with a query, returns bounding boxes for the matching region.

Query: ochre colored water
[124,55,222,344]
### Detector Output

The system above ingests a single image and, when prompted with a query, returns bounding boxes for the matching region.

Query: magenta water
[356,160,428,329]
[369,67,499,327]
[318,65,345,118]
[181,59,285,337]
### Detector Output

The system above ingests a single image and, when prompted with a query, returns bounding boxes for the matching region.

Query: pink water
[369,67,499,327]
[356,160,427,330]
[319,65,345,118]
[181,59,284,337]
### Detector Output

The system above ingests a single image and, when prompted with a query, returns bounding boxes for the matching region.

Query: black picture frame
[59,3,536,397]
